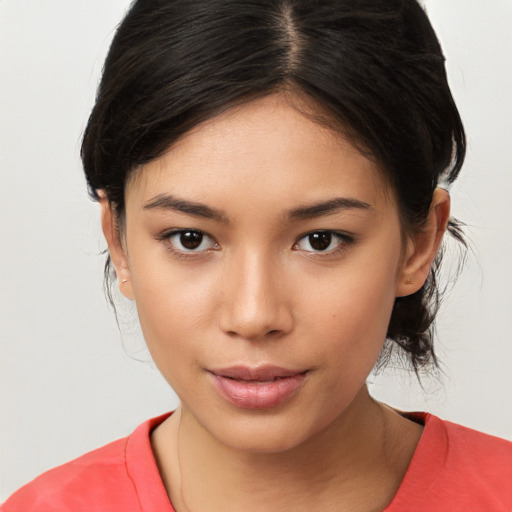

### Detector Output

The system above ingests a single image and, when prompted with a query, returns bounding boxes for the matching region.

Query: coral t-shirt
[2,412,512,511]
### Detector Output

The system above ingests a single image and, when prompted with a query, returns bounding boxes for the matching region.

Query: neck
[152,386,422,512]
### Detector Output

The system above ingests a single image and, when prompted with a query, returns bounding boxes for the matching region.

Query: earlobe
[99,197,134,300]
[396,188,451,297]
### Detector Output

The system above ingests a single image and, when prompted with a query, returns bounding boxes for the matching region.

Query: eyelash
[158,229,219,259]
[293,230,355,258]
[158,229,355,259]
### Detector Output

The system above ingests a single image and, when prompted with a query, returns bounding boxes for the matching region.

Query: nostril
[224,328,283,341]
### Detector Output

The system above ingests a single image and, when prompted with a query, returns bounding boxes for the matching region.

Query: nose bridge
[219,246,292,340]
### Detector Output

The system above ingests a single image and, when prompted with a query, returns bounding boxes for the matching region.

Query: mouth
[208,366,308,409]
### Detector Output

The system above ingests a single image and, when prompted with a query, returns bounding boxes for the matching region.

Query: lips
[208,366,308,409]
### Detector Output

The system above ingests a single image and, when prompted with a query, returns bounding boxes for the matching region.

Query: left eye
[166,230,217,252]
[295,232,347,253]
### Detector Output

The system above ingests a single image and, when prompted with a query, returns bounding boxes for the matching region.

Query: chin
[189,396,346,456]
[210,416,317,454]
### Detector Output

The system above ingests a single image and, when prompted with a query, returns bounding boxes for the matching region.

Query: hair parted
[81,0,466,375]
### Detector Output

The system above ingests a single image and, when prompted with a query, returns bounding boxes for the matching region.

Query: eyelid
[158,228,219,257]
[157,228,355,259]
[293,230,355,255]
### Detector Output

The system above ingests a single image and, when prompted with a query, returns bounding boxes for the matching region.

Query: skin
[102,93,450,512]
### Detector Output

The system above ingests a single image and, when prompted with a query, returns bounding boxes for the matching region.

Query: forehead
[126,94,395,214]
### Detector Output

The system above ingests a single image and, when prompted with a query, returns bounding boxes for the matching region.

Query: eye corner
[293,230,356,256]
[158,228,219,257]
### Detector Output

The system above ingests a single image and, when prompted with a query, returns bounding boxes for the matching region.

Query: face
[112,94,419,453]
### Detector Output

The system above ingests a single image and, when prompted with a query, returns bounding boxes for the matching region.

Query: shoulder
[437,416,512,501]
[1,437,136,512]
[1,413,173,512]
[439,415,512,467]
[389,412,512,511]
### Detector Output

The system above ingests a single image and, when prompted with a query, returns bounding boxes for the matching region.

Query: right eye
[163,230,218,253]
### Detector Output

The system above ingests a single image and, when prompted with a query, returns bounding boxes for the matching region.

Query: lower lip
[209,372,307,410]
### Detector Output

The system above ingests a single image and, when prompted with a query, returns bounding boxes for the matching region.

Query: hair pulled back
[81,0,466,374]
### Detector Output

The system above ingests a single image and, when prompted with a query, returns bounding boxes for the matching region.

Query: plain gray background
[1,0,511,501]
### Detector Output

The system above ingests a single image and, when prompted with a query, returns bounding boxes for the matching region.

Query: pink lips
[208,366,307,410]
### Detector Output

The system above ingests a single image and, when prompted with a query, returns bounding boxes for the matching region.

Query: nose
[218,250,294,341]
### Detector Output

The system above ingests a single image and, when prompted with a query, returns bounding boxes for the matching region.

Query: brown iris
[308,232,332,251]
[180,231,204,250]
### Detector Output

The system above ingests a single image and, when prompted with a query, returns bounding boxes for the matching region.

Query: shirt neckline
[125,411,448,512]
[384,412,449,510]
[126,412,176,512]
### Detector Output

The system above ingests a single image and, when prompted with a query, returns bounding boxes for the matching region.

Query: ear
[100,197,134,300]
[396,188,451,297]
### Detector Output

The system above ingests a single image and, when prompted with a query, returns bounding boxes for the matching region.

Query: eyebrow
[143,193,371,223]
[287,197,372,220]
[143,194,229,223]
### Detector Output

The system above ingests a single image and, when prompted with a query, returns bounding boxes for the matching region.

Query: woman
[3,0,511,510]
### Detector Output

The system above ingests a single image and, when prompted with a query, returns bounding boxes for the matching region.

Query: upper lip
[209,365,307,381]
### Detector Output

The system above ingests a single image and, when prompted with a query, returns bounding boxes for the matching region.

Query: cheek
[128,249,220,372]
[308,286,395,364]
[300,250,400,375]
